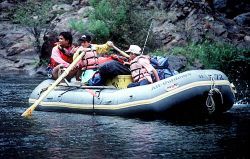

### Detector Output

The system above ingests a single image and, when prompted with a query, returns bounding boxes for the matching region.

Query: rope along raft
[206,77,224,114]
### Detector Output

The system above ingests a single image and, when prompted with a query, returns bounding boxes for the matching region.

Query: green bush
[170,41,250,97]
[88,20,110,38]
[170,41,249,70]
[70,0,156,48]
[69,19,87,33]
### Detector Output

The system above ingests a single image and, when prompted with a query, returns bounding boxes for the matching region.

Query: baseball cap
[79,34,91,42]
[125,45,141,55]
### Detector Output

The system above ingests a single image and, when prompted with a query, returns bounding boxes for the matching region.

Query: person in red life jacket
[47,32,79,80]
[125,45,160,88]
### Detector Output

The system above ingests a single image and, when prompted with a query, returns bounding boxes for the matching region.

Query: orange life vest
[130,55,153,83]
[80,47,98,70]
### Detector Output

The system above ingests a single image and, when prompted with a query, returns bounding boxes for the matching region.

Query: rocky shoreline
[0,0,249,76]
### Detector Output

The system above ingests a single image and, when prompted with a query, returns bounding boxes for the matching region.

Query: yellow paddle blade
[21,104,35,117]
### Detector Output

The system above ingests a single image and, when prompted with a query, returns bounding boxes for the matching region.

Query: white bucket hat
[125,45,141,55]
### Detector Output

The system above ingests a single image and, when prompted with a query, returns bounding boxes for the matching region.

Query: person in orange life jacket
[125,45,160,88]
[73,34,115,82]
[47,32,79,81]
[75,35,98,70]
[73,35,114,61]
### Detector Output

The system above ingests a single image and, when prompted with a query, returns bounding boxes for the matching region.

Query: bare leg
[52,65,78,81]
[51,65,61,80]
[75,69,83,81]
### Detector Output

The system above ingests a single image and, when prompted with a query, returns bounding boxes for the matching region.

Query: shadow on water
[0,74,249,158]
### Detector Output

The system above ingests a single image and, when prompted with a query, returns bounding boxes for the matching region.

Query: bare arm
[152,68,160,82]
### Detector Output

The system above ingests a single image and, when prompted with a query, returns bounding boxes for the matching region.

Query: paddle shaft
[141,20,153,55]
[112,45,130,58]
[21,51,86,117]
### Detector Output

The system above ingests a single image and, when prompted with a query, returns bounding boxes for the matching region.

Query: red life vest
[98,56,113,64]
[97,54,127,65]
[130,55,153,83]
[110,54,127,64]
[48,46,74,68]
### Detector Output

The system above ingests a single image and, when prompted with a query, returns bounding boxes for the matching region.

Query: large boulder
[234,12,250,26]
[152,0,250,50]
[51,11,88,33]
[52,4,74,12]
[0,21,40,74]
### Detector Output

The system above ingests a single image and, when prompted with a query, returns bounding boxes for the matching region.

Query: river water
[0,75,249,159]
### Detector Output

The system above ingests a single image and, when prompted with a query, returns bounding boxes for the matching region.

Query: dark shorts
[99,60,130,79]
[46,67,53,78]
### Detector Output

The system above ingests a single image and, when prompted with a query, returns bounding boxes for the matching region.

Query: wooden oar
[21,51,86,117]
[112,45,130,58]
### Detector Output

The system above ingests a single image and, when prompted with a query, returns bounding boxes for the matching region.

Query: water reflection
[0,75,249,158]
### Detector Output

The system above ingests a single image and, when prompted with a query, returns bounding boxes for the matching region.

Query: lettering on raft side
[152,73,192,90]
[205,74,225,80]
[198,73,224,80]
